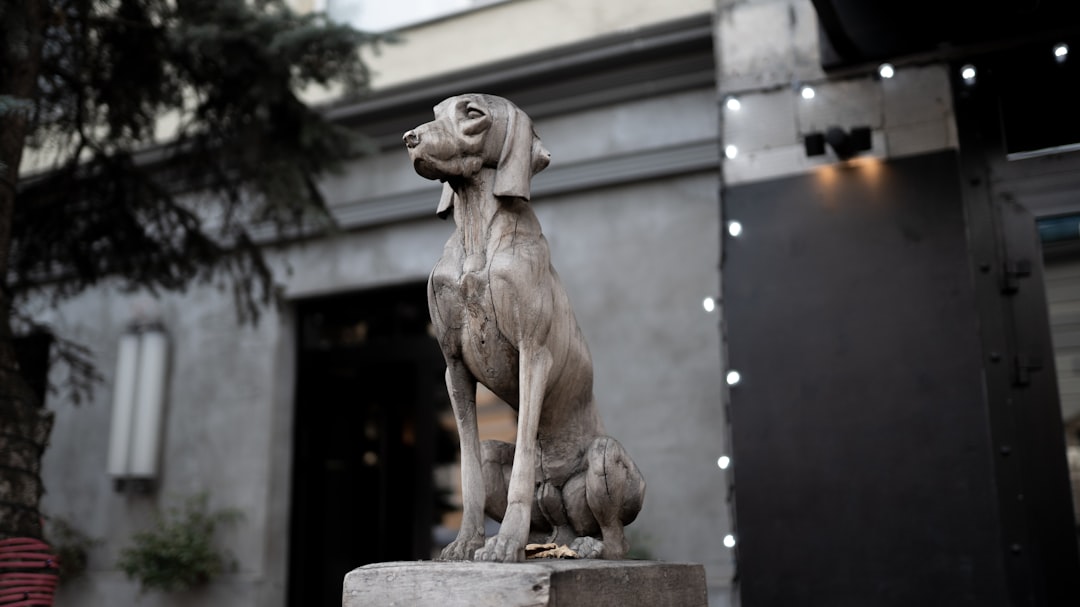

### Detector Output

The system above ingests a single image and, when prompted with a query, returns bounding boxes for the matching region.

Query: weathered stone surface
[342,560,708,607]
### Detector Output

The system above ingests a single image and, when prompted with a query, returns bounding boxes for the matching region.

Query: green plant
[116,494,241,593]
[44,516,100,583]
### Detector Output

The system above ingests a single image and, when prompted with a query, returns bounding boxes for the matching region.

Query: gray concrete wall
[537,176,730,589]
[36,82,731,605]
[32,281,294,606]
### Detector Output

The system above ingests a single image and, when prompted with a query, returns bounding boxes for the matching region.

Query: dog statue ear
[436,182,455,219]
[493,106,549,201]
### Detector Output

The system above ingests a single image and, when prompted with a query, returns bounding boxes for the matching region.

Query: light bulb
[727,221,743,237]
[1054,43,1069,63]
[877,63,895,79]
[960,64,976,85]
[800,85,815,100]
[725,97,741,111]
[726,370,741,386]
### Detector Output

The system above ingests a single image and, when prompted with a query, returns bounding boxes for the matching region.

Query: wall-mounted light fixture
[804,126,873,161]
[107,323,170,492]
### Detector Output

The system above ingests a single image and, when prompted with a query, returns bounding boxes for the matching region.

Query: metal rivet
[989,352,1002,362]
[1000,446,1012,456]
[1010,543,1022,554]
[979,263,991,273]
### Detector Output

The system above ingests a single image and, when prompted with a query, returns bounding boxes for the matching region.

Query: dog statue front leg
[440,361,486,561]
[475,346,552,562]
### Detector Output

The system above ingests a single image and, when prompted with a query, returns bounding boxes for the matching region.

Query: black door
[287,282,451,607]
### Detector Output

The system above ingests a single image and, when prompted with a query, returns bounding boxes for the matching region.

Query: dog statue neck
[449,167,509,259]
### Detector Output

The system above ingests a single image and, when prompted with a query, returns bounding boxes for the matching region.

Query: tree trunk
[0,0,53,541]
[0,375,53,541]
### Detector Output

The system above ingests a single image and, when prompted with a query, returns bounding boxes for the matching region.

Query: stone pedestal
[342,560,708,607]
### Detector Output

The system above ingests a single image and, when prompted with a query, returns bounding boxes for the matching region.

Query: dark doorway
[286,282,452,607]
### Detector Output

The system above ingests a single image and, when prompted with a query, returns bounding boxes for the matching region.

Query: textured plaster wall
[297,0,715,105]
[362,0,714,90]
[536,177,730,588]
[34,283,292,606]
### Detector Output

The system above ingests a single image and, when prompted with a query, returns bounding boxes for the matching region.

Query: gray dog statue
[404,94,646,563]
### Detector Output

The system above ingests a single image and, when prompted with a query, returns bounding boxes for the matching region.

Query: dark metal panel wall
[725,152,1010,605]
[953,58,1080,605]
[999,201,1079,604]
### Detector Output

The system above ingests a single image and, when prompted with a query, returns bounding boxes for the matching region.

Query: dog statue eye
[466,107,485,119]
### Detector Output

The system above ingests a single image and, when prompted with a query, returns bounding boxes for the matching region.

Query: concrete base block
[342,560,708,607]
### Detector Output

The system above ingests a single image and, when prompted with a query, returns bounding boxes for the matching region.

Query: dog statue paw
[474,534,526,563]
[438,534,485,562]
[569,536,604,559]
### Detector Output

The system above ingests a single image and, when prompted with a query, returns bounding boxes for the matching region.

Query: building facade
[34,1,1080,606]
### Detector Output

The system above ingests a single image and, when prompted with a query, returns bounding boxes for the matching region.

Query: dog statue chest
[431,248,492,301]
[430,249,519,396]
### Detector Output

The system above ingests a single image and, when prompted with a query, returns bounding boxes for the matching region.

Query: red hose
[0,539,58,607]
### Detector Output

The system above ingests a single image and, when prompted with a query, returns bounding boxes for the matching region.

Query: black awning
[812,0,1080,68]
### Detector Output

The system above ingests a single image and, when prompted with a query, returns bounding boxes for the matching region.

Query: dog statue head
[403,94,551,219]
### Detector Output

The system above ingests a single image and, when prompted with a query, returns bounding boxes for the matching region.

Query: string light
[725,96,741,111]
[877,63,895,79]
[717,455,731,470]
[960,64,976,85]
[800,85,816,100]
[725,145,738,160]
[726,370,741,386]
[723,534,737,548]
[703,297,716,313]
[1054,43,1069,63]
[727,221,743,237]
